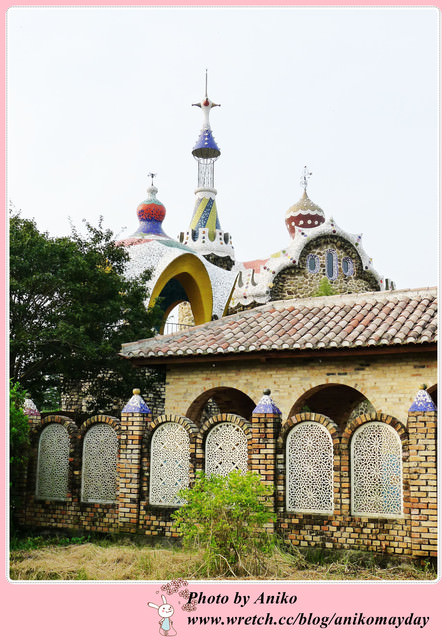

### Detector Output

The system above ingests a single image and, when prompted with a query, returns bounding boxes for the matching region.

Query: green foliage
[9,380,30,471]
[9,210,163,412]
[173,471,276,577]
[9,380,31,527]
[312,276,336,297]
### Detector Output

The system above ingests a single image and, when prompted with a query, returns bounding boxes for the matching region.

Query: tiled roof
[120,287,437,361]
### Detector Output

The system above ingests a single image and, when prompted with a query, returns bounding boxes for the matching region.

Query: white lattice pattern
[286,421,333,513]
[150,422,190,506]
[81,424,118,503]
[351,421,403,517]
[36,424,70,500]
[205,422,248,477]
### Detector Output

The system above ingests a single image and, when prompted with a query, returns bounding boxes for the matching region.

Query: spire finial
[147,172,156,187]
[300,166,312,191]
[205,68,208,98]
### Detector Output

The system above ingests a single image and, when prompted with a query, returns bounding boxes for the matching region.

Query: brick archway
[288,383,371,430]
[186,387,256,425]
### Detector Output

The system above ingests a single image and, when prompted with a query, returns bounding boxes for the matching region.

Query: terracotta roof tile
[121,287,437,361]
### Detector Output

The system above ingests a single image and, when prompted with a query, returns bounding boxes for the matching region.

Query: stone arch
[341,412,408,518]
[141,414,199,508]
[196,413,252,475]
[148,253,214,328]
[289,383,373,431]
[277,413,339,516]
[186,387,256,426]
[79,415,121,504]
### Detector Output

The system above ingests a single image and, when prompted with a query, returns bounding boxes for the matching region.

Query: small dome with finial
[285,167,325,238]
[134,174,168,237]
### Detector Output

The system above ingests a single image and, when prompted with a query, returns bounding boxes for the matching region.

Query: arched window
[351,421,403,517]
[150,422,190,506]
[81,424,118,503]
[205,422,248,477]
[286,421,333,514]
[306,254,320,274]
[36,423,70,501]
[342,256,354,276]
[326,249,338,280]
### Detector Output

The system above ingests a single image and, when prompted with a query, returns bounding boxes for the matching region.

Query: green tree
[10,211,162,412]
[9,380,30,526]
[173,471,276,577]
[312,276,336,297]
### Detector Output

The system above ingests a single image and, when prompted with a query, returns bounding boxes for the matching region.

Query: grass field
[9,535,437,581]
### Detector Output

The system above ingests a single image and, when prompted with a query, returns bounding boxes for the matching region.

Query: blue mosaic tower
[178,72,235,270]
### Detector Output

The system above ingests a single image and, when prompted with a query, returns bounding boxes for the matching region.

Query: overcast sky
[7,6,439,290]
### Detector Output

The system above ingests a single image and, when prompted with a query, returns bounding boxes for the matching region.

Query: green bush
[9,380,30,528]
[173,470,276,577]
[312,276,336,297]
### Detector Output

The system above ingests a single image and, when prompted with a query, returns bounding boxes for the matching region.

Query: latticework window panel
[36,424,70,501]
[351,421,403,517]
[205,422,248,477]
[81,424,118,503]
[149,422,190,506]
[286,421,334,514]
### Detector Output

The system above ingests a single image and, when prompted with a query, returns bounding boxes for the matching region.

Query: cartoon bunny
[147,595,177,636]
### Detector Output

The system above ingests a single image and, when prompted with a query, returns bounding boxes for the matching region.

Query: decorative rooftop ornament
[133,174,169,238]
[181,72,233,265]
[285,167,325,238]
[409,384,437,411]
[122,388,151,414]
[23,396,40,417]
[192,69,221,160]
[253,389,282,415]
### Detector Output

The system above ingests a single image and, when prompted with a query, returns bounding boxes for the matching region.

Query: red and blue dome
[135,185,168,236]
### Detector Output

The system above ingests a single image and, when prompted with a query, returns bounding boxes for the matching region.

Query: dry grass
[9,540,437,581]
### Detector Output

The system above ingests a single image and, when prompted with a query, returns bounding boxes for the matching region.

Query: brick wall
[19,397,437,559]
[164,351,436,426]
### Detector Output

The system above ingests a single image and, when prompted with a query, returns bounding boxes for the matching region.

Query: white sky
[7,6,439,290]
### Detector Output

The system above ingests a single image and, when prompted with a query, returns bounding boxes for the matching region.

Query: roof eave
[121,341,437,367]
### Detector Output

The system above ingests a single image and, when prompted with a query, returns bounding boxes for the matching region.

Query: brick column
[407,386,437,558]
[118,389,151,533]
[251,389,282,533]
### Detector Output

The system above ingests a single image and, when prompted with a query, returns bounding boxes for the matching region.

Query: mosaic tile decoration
[122,390,151,414]
[23,397,40,416]
[252,390,282,415]
[230,216,383,309]
[192,127,220,158]
[409,388,437,412]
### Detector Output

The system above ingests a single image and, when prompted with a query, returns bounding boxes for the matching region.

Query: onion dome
[135,183,168,237]
[285,189,325,238]
[286,166,325,238]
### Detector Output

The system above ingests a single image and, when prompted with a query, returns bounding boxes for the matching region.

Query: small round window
[306,254,320,274]
[342,256,354,276]
[326,249,338,280]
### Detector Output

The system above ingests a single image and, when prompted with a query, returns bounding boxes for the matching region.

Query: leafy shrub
[312,276,336,297]
[173,470,276,577]
[9,380,31,528]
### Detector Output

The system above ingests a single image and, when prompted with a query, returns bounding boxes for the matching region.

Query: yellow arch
[148,253,213,326]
